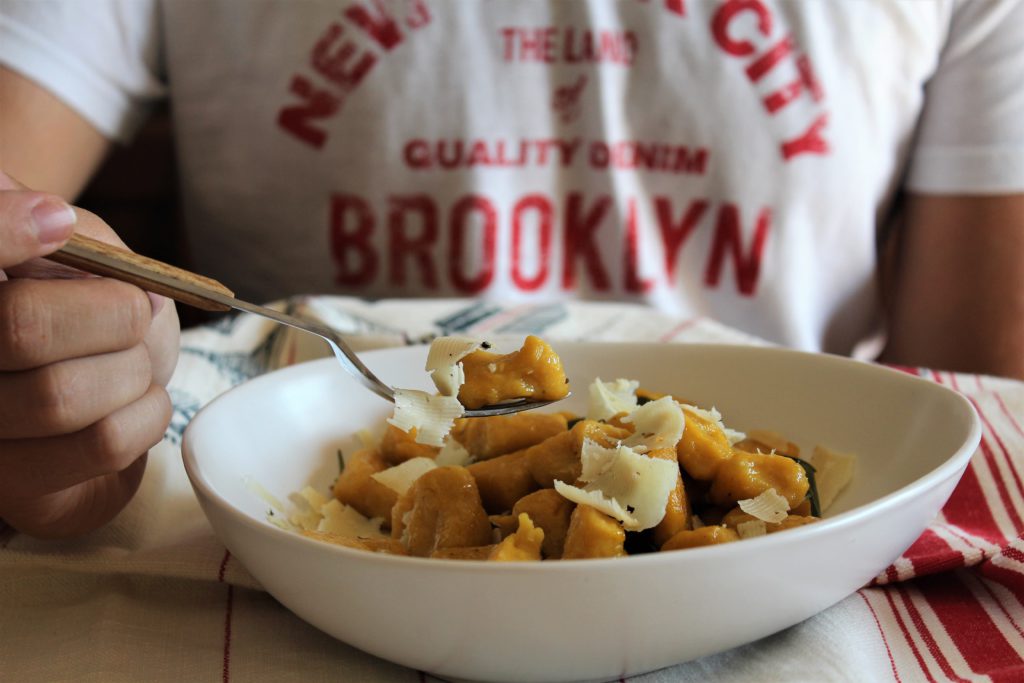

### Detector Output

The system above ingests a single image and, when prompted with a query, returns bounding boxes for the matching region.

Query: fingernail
[148,293,167,317]
[31,198,78,244]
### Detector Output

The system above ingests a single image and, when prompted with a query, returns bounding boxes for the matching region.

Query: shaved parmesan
[387,389,465,447]
[296,485,328,511]
[425,336,483,396]
[248,478,299,531]
[318,499,385,538]
[736,519,767,539]
[738,488,790,524]
[287,503,322,531]
[623,396,685,451]
[745,429,794,454]
[587,378,639,421]
[424,335,483,371]
[578,438,619,482]
[245,477,287,516]
[370,457,437,494]
[436,438,474,466]
[288,487,333,530]
[811,445,857,512]
[429,364,465,398]
[254,480,384,539]
[723,426,747,446]
[266,514,292,531]
[558,438,679,531]
[400,509,413,547]
[554,480,637,527]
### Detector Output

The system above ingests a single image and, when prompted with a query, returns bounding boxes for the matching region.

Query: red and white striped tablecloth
[861,366,1024,682]
[2,298,1022,682]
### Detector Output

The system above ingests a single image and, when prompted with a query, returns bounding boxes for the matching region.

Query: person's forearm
[0,66,111,199]
[881,193,1024,379]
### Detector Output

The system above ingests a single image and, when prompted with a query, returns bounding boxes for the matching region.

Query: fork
[46,233,564,417]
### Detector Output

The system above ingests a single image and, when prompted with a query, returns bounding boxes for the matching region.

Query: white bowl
[182,343,980,683]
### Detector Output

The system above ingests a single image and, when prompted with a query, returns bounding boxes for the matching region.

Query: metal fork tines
[46,233,566,418]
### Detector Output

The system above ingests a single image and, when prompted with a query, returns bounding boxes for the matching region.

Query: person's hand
[0,171,180,538]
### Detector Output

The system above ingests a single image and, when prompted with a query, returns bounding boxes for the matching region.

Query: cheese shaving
[558,438,679,531]
[737,488,790,524]
[244,477,287,516]
[424,335,483,371]
[387,389,465,447]
[623,396,685,451]
[811,445,857,512]
[425,336,483,396]
[318,499,385,538]
[400,509,413,547]
[296,485,328,511]
[429,364,465,398]
[247,477,297,530]
[745,429,793,454]
[266,514,292,531]
[370,457,437,494]
[287,497,322,531]
[586,378,639,421]
[736,519,768,539]
[435,437,474,466]
[553,480,637,527]
[723,426,747,446]
[253,480,384,538]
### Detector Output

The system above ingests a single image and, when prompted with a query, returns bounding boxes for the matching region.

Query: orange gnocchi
[270,340,855,562]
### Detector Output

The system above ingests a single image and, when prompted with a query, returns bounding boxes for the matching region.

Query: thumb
[0,189,78,269]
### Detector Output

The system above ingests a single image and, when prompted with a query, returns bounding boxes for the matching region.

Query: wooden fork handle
[47,233,235,312]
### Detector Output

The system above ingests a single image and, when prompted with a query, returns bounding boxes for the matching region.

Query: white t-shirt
[2,0,1023,354]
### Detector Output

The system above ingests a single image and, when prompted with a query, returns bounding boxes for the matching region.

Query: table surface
[3,297,1023,683]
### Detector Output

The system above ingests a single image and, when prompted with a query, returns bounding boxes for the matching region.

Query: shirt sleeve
[905,0,1024,195]
[0,0,166,143]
